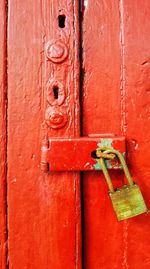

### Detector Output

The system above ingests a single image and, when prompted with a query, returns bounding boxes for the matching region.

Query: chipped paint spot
[11,178,17,183]
[94,159,112,170]
[97,138,113,149]
[94,162,101,170]
[84,162,90,167]
[93,139,125,170]
[84,0,88,7]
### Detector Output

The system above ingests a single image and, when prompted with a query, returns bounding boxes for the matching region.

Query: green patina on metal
[94,138,113,170]
[93,138,126,170]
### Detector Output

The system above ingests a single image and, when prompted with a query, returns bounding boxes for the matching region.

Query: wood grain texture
[122,1,150,268]
[0,1,7,268]
[82,0,150,268]
[7,1,81,268]
[82,1,124,268]
[82,0,122,135]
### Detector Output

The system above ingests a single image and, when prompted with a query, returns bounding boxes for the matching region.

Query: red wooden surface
[7,1,81,269]
[82,1,150,269]
[41,136,125,171]
[122,1,150,268]
[0,1,7,268]
[5,1,150,269]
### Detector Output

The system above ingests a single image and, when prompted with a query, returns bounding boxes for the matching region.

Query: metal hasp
[41,136,125,172]
[98,149,148,221]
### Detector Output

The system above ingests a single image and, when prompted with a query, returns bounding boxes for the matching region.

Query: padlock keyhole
[53,86,59,99]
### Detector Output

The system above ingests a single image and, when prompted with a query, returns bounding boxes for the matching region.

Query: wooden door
[1,0,149,269]
[82,1,150,268]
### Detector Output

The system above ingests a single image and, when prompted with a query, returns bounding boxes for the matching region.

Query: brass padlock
[97,148,148,221]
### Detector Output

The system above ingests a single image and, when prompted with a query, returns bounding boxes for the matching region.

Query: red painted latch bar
[41,136,125,172]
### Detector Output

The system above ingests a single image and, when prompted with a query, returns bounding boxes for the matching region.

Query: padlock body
[109,184,148,221]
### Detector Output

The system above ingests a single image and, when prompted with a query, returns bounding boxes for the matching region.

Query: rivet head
[50,112,64,125]
[45,40,68,63]
[45,107,68,129]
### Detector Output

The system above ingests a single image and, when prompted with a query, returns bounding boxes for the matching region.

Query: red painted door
[0,0,149,269]
[82,1,150,268]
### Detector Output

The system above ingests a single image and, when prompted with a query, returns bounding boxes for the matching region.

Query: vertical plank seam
[4,0,8,268]
[119,1,129,269]
[73,1,82,269]
[6,0,9,267]
[119,0,127,136]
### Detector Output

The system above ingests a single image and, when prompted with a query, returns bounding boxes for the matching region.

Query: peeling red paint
[7,1,81,269]
[0,1,149,269]
[41,137,125,171]
[82,1,150,268]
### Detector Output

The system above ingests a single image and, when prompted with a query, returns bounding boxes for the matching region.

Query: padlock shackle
[98,158,115,192]
[103,149,134,186]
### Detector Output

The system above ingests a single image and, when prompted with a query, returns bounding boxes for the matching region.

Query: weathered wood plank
[82,1,125,268]
[7,1,81,268]
[82,0,150,268]
[0,1,7,268]
[122,1,150,268]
